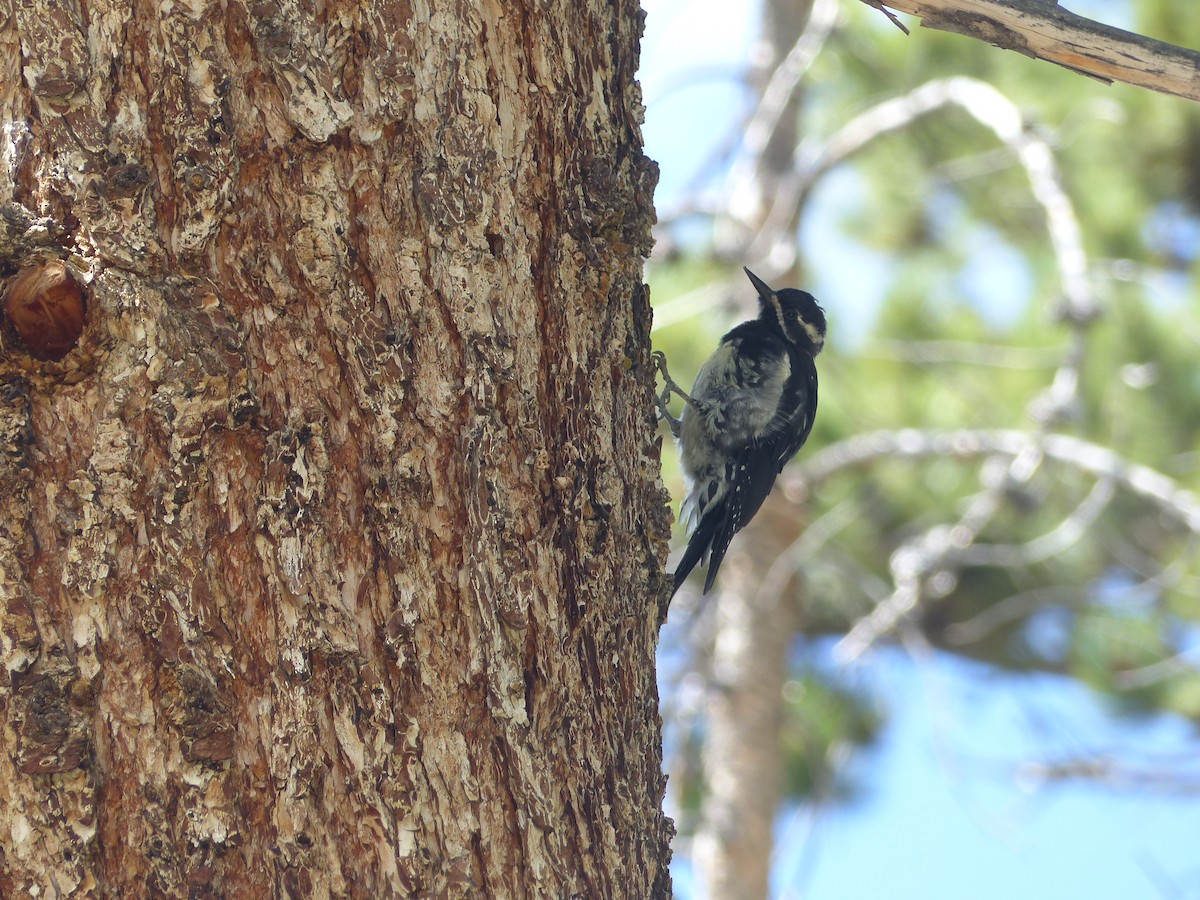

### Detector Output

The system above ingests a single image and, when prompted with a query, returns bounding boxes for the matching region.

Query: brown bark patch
[3,261,86,361]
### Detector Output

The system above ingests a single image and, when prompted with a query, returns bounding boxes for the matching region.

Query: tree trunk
[718,0,814,255]
[0,1,673,897]
[691,499,801,900]
[694,1,813,893]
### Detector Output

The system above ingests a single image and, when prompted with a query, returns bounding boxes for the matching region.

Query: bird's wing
[769,353,818,469]
[698,441,783,592]
[675,353,819,595]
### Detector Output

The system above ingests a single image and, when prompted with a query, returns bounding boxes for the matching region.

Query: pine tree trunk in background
[0,1,673,896]
[692,500,801,900]
[695,0,814,895]
[718,0,814,255]
[757,0,814,199]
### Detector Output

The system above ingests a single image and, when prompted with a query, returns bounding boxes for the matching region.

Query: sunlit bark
[0,1,672,896]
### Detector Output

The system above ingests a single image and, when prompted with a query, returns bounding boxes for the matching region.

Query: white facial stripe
[803,319,824,348]
[768,294,795,342]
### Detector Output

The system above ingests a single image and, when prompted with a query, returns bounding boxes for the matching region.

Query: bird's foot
[652,350,691,438]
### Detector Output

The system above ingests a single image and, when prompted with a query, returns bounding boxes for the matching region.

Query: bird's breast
[679,338,791,477]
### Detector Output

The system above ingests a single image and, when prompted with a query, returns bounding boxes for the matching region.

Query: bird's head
[744,267,826,355]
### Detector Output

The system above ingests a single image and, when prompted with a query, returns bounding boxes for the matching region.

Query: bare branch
[753,498,865,606]
[787,428,1200,660]
[1017,755,1200,793]
[958,475,1114,567]
[649,278,741,333]
[753,77,1096,339]
[1105,531,1200,598]
[1115,648,1200,690]
[860,0,1200,103]
[940,497,1200,645]
[942,584,1087,646]
[792,429,1200,535]
[867,339,1064,368]
[723,0,840,225]
[861,0,911,35]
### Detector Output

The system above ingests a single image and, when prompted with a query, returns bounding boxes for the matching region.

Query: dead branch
[723,0,840,228]
[782,428,1200,660]
[861,0,1200,103]
[792,429,1200,534]
[958,475,1114,567]
[867,339,1064,368]
[755,78,1096,336]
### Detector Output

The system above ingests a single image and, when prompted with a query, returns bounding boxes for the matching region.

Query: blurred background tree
[644,0,1200,896]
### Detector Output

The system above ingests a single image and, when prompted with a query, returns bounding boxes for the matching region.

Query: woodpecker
[655,267,826,595]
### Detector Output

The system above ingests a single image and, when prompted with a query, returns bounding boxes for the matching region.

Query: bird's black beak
[743,267,775,301]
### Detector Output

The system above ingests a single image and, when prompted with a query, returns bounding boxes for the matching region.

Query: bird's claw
[652,350,686,438]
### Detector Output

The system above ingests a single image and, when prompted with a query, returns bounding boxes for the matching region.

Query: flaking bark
[0,0,673,896]
[863,0,1200,102]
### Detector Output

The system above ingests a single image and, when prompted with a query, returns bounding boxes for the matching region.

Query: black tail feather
[701,509,739,593]
[673,508,739,595]
[673,514,716,595]
[703,540,729,593]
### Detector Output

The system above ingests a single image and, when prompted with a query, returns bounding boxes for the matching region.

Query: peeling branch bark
[862,0,1200,102]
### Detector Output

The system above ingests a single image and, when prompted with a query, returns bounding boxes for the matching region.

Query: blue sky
[790,650,1200,900]
[640,1,1200,896]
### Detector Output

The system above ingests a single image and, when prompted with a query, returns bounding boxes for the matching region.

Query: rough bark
[863,0,1200,102]
[0,1,673,897]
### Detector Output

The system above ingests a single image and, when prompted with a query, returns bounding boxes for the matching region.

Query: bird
[654,267,826,595]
